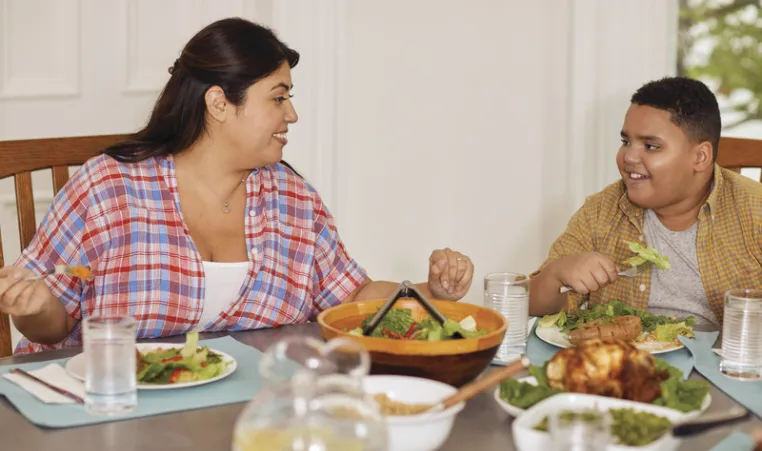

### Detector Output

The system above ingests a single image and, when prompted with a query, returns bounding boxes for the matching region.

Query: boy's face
[616,104,710,211]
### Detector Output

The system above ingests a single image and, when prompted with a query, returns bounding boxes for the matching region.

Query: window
[678,0,762,139]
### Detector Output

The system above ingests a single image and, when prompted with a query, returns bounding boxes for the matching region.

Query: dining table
[0,322,760,450]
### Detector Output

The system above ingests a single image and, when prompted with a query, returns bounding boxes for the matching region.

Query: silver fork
[24,265,92,281]
[559,261,652,294]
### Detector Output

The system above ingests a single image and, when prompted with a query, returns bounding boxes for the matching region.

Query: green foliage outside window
[678,0,762,131]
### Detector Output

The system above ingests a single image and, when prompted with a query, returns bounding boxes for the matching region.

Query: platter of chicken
[494,338,711,418]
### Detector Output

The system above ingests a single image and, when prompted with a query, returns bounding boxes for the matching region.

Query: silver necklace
[221,177,246,213]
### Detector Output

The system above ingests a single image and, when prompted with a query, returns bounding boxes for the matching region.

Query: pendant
[221,201,231,213]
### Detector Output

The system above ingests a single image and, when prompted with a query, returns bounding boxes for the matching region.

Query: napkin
[2,363,85,404]
[680,332,762,418]
[709,432,756,451]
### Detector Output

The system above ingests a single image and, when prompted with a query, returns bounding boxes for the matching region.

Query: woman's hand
[0,267,53,317]
[427,248,474,301]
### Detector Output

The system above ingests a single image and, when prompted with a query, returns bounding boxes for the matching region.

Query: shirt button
[251,248,257,257]
[639,284,646,292]
[249,210,255,217]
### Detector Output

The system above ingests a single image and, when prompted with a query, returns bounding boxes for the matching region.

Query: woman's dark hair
[104,18,299,164]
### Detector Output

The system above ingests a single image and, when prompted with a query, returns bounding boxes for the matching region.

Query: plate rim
[493,375,711,418]
[534,324,685,355]
[65,342,238,390]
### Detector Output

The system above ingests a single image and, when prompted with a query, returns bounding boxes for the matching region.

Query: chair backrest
[717,137,762,181]
[0,134,126,357]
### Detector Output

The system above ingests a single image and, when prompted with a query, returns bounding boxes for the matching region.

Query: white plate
[65,342,237,390]
[513,393,687,451]
[535,325,685,355]
[494,376,711,418]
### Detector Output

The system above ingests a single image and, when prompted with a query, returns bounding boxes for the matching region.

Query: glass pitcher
[232,336,388,451]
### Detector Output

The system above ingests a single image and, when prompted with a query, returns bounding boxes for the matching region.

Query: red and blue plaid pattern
[14,154,367,354]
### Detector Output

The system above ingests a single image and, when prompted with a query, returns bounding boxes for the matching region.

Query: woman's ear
[204,86,228,123]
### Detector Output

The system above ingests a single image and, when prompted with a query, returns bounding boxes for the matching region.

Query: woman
[0,18,474,354]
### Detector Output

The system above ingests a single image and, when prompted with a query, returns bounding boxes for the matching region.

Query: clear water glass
[549,408,611,451]
[720,289,762,381]
[83,315,138,415]
[484,272,529,361]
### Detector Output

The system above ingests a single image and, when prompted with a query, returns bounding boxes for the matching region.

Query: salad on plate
[136,332,231,385]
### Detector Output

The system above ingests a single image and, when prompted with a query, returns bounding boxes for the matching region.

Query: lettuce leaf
[654,322,695,341]
[624,240,671,270]
[651,358,710,412]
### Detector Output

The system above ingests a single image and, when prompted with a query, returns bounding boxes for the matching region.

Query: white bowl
[513,393,687,451]
[494,376,712,419]
[363,375,464,451]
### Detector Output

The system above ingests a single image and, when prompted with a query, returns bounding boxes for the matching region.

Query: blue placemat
[709,432,756,451]
[494,322,700,380]
[0,336,265,428]
[680,332,762,418]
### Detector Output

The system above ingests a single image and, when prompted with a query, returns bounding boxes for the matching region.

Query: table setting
[0,274,761,450]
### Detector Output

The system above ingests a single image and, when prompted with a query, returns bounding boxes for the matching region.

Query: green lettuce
[624,240,671,270]
[654,322,695,341]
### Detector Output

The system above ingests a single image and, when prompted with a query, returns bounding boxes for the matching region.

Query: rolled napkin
[2,364,85,404]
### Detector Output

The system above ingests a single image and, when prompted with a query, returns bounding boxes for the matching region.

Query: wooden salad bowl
[316,298,508,387]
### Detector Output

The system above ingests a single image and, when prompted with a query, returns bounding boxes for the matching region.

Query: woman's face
[219,61,298,168]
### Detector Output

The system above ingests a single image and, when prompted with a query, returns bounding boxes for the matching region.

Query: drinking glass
[720,289,762,381]
[484,272,529,361]
[83,315,138,415]
[549,408,611,451]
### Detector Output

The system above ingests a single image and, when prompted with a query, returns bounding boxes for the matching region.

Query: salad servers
[671,407,750,438]
[361,280,461,338]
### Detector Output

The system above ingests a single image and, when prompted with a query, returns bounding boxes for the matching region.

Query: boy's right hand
[553,252,620,295]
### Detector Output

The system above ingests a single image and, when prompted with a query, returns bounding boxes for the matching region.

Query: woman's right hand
[552,252,620,295]
[0,266,54,317]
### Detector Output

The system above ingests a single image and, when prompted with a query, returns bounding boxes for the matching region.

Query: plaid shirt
[533,166,762,324]
[14,154,367,354]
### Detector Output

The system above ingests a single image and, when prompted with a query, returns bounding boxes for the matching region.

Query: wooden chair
[718,137,762,180]
[0,134,126,357]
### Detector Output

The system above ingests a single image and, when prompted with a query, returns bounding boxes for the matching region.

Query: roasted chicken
[546,338,669,403]
[568,315,643,345]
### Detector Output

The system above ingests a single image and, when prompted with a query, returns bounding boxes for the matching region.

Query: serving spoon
[423,355,531,414]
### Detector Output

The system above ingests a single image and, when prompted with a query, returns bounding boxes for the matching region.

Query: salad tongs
[361,280,462,338]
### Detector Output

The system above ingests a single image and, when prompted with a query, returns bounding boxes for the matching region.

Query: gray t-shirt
[643,209,720,329]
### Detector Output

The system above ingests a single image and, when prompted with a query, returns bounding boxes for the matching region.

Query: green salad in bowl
[346,307,488,341]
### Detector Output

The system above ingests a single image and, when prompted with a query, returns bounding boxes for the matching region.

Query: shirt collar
[617,164,724,218]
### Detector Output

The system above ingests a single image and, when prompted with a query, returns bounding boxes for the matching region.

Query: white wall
[0,0,676,346]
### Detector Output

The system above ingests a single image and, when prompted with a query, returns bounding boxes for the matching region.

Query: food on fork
[624,240,671,270]
[568,315,643,345]
[546,338,670,403]
[65,265,93,280]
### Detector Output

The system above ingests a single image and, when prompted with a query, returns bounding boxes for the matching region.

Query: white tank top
[198,261,249,330]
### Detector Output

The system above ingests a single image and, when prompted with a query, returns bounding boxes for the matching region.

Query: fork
[24,265,92,281]
[559,261,652,294]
